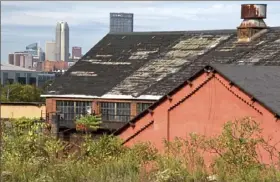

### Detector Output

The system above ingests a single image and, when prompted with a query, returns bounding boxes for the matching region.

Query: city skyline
[1,1,280,62]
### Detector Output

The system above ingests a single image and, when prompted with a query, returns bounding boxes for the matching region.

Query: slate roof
[46,27,280,98]
[212,64,280,117]
[115,64,280,135]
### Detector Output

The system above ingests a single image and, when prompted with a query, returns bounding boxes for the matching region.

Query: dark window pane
[137,103,152,114]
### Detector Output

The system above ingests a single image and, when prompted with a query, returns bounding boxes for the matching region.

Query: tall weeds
[1,117,280,182]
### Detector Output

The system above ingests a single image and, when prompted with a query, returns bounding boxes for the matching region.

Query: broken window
[100,102,131,122]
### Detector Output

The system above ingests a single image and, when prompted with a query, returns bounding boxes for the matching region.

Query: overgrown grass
[1,117,280,182]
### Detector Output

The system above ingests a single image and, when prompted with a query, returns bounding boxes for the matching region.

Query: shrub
[1,117,280,181]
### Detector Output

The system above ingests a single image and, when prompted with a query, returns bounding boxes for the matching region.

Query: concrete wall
[118,72,280,165]
[1,103,46,119]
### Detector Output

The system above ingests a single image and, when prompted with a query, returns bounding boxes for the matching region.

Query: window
[3,72,8,85]
[7,79,14,84]
[100,102,131,122]
[56,101,92,127]
[29,77,37,85]
[137,103,152,114]
[17,77,26,84]
[27,73,31,84]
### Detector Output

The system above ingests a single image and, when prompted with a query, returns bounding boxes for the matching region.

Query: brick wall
[43,60,69,72]
[45,98,155,121]
[118,72,280,166]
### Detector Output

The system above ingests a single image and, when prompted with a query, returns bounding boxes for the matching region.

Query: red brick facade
[118,72,280,165]
[45,97,154,124]
[43,60,69,72]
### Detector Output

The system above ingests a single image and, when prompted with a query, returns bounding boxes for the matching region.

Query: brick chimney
[237,4,268,42]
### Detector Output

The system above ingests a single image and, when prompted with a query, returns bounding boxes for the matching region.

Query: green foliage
[0,83,44,102]
[205,117,280,182]
[2,117,280,182]
[75,114,102,132]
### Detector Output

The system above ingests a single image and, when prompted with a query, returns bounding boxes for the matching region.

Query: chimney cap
[241,4,267,19]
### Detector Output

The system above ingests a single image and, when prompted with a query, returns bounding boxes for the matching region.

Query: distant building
[37,73,56,88]
[45,41,56,61]
[25,42,38,56]
[0,63,55,87]
[67,61,76,68]
[72,46,82,59]
[56,21,69,61]
[25,42,44,62]
[110,13,133,33]
[42,60,68,72]
[8,43,45,71]
[8,54,14,65]
[8,52,33,69]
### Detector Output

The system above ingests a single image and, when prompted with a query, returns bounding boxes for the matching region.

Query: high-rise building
[8,52,33,69]
[24,42,44,62]
[72,46,82,59]
[8,53,14,65]
[45,41,56,61]
[55,21,69,61]
[110,13,133,33]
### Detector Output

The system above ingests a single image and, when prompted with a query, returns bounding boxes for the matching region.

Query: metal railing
[101,114,135,123]
[47,112,135,129]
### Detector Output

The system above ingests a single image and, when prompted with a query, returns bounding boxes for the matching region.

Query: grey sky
[1,1,280,62]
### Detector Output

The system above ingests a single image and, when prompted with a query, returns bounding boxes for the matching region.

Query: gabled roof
[45,27,280,99]
[114,64,280,135]
[212,64,280,117]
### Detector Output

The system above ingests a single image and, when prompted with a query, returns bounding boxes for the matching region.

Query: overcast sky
[1,1,280,62]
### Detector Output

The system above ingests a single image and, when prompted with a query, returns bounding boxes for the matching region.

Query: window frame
[56,100,92,127]
[136,103,153,115]
[100,102,131,122]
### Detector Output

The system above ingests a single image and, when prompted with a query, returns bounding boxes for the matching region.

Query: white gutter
[40,94,162,101]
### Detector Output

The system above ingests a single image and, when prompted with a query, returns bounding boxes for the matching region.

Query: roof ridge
[108,26,280,35]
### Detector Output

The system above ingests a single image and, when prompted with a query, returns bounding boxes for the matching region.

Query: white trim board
[40,94,162,101]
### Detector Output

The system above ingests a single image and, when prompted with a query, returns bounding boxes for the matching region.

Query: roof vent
[237,4,268,42]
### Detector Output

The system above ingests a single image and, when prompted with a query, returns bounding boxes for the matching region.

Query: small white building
[1,63,55,87]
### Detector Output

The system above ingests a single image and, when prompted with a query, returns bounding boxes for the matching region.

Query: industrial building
[42,4,280,136]
[1,63,55,87]
[110,13,133,33]
[116,64,280,165]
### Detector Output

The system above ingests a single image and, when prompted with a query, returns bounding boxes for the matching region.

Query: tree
[0,83,44,102]
[75,114,102,133]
